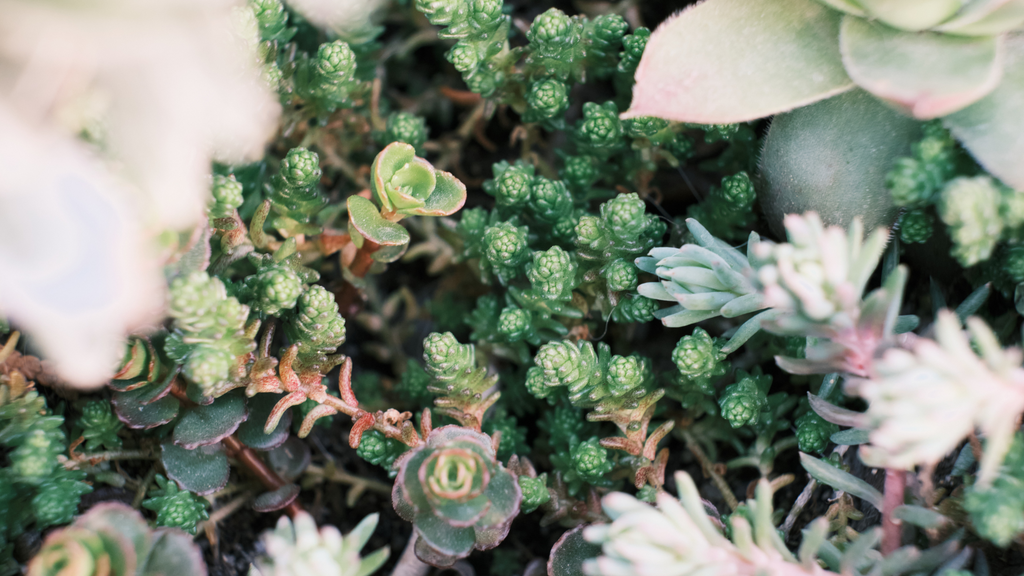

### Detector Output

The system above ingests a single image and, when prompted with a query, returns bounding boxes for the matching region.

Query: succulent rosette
[392,426,521,567]
[348,142,467,263]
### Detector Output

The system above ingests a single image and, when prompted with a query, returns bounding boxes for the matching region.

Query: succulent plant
[28,503,205,576]
[533,339,652,408]
[626,0,1024,230]
[718,370,772,429]
[848,310,1024,486]
[348,142,467,264]
[78,399,123,452]
[637,218,764,328]
[142,475,209,535]
[392,426,521,567]
[250,511,389,576]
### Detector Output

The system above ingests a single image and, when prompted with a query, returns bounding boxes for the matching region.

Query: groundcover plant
[2,0,1024,575]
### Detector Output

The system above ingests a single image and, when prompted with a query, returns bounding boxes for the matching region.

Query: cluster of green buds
[250,511,389,576]
[142,475,209,535]
[887,121,959,209]
[209,174,245,222]
[717,370,772,429]
[28,503,205,576]
[964,433,1024,547]
[669,328,729,408]
[795,411,838,455]
[357,429,409,472]
[249,0,294,43]
[579,473,835,576]
[614,27,649,98]
[78,399,123,452]
[479,221,531,285]
[849,310,1024,487]
[295,40,362,116]
[524,9,628,85]
[348,142,467,264]
[483,162,576,246]
[422,332,500,429]
[417,0,511,97]
[531,339,652,409]
[392,426,521,567]
[637,218,764,328]
[938,175,1024,266]
[165,272,256,398]
[523,78,570,127]
[686,172,758,241]
[268,147,328,235]
[574,101,625,156]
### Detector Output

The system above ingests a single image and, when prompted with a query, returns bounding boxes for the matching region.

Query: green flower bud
[142,475,209,535]
[626,117,669,138]
[529,177,573,223]
[525,366,553,400]
[280,147,322,189]
[423,332,474,380]
[252,265,303,315]
[169,272,228,327]
[489,161,535,208]
[611,293,658,324]
[575,215,603,244]
[603,193,647,241]
[357,429,407,469]
[525,79,569,122]
[720,172,755,208]
[518,475,550,514]
[672,328,721,380]
[79,399,123,451]
[315,41,357,80]
[384,111,429,154]
[619,27,649,69]
[447,41,480,72]
[527,246,577,300]
[528,9,576,55]
[497,307,532,342]
[606,355,644,396]
[900,209,934,244]
[719,371,771,429]
[795,412,838,455]
[561,155,599,191]
[12,430,61,482]
[483,222,530,285]
[571,437,613,483]
[33,476,92,529]
[183,345,234,391]
[210,174,244,218]
[703,123,739,143]
[482,411,528,461]
[604,259,638,292]
[575,101,623,152]
[250,0,291,42]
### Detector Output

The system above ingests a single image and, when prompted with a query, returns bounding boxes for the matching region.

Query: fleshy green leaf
[800,452,884,511]
[403,171,467,217]
[414,513,476,567]
[236,393,291,451]
[172,390,247,450]
[840,16,1003,119]
[112,387,179,430]
[855,0,962,30]
[831,428,871,445]
[936,0,1024,35]
[547,526,601,576]
[625,0,853,123]
[142,529,206,576]
[347,195,411,246]
[944,35,1024,189]
[893,505,949,529]
[252,484,301,512]
[371,142,417,212]
[760,89,920,235]
[161,441,230,496]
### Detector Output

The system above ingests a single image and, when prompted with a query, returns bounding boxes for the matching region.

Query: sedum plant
[249,512,389,576]
[392,426,521,567]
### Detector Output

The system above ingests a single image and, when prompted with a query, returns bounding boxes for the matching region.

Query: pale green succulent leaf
[404,171,467,217]
[800,452,884,511]
[371,142,417,211]
[760,89,920,235]
[944,35,1024,189]
[831,427,871,444]
[892,505,950,529]
[347,195,411,247]
[936,0,1024,35]
[813,0,867,16]
[856,0,962,30]
[624,0,853,124]
[840,16,1003,119]
[386,158,434,211]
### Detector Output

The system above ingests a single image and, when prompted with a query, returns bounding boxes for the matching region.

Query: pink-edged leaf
[172,390,247,449]
[944,35,1024,189]
[547,526,601,576]
[347,195,410,246]
[625,0,853,124]
[403,171,467,217]
[371,142,417,212]
[112,385,179,430]
[840,15,1003,119]
[161,441,230,496]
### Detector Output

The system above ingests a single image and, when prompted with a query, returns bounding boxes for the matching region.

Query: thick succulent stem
[881,468,906,555]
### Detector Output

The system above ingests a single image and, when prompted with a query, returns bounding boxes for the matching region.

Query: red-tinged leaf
[112,387,179,430]
[172,390,247,449]
[252,484,301,513]
[298,403,337,438]
[625,0,852,124]
[349,412,377,448]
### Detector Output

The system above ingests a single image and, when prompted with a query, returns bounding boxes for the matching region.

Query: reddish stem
[881,468,906,555]
[169,381,303,516]
[337,240,380,317]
